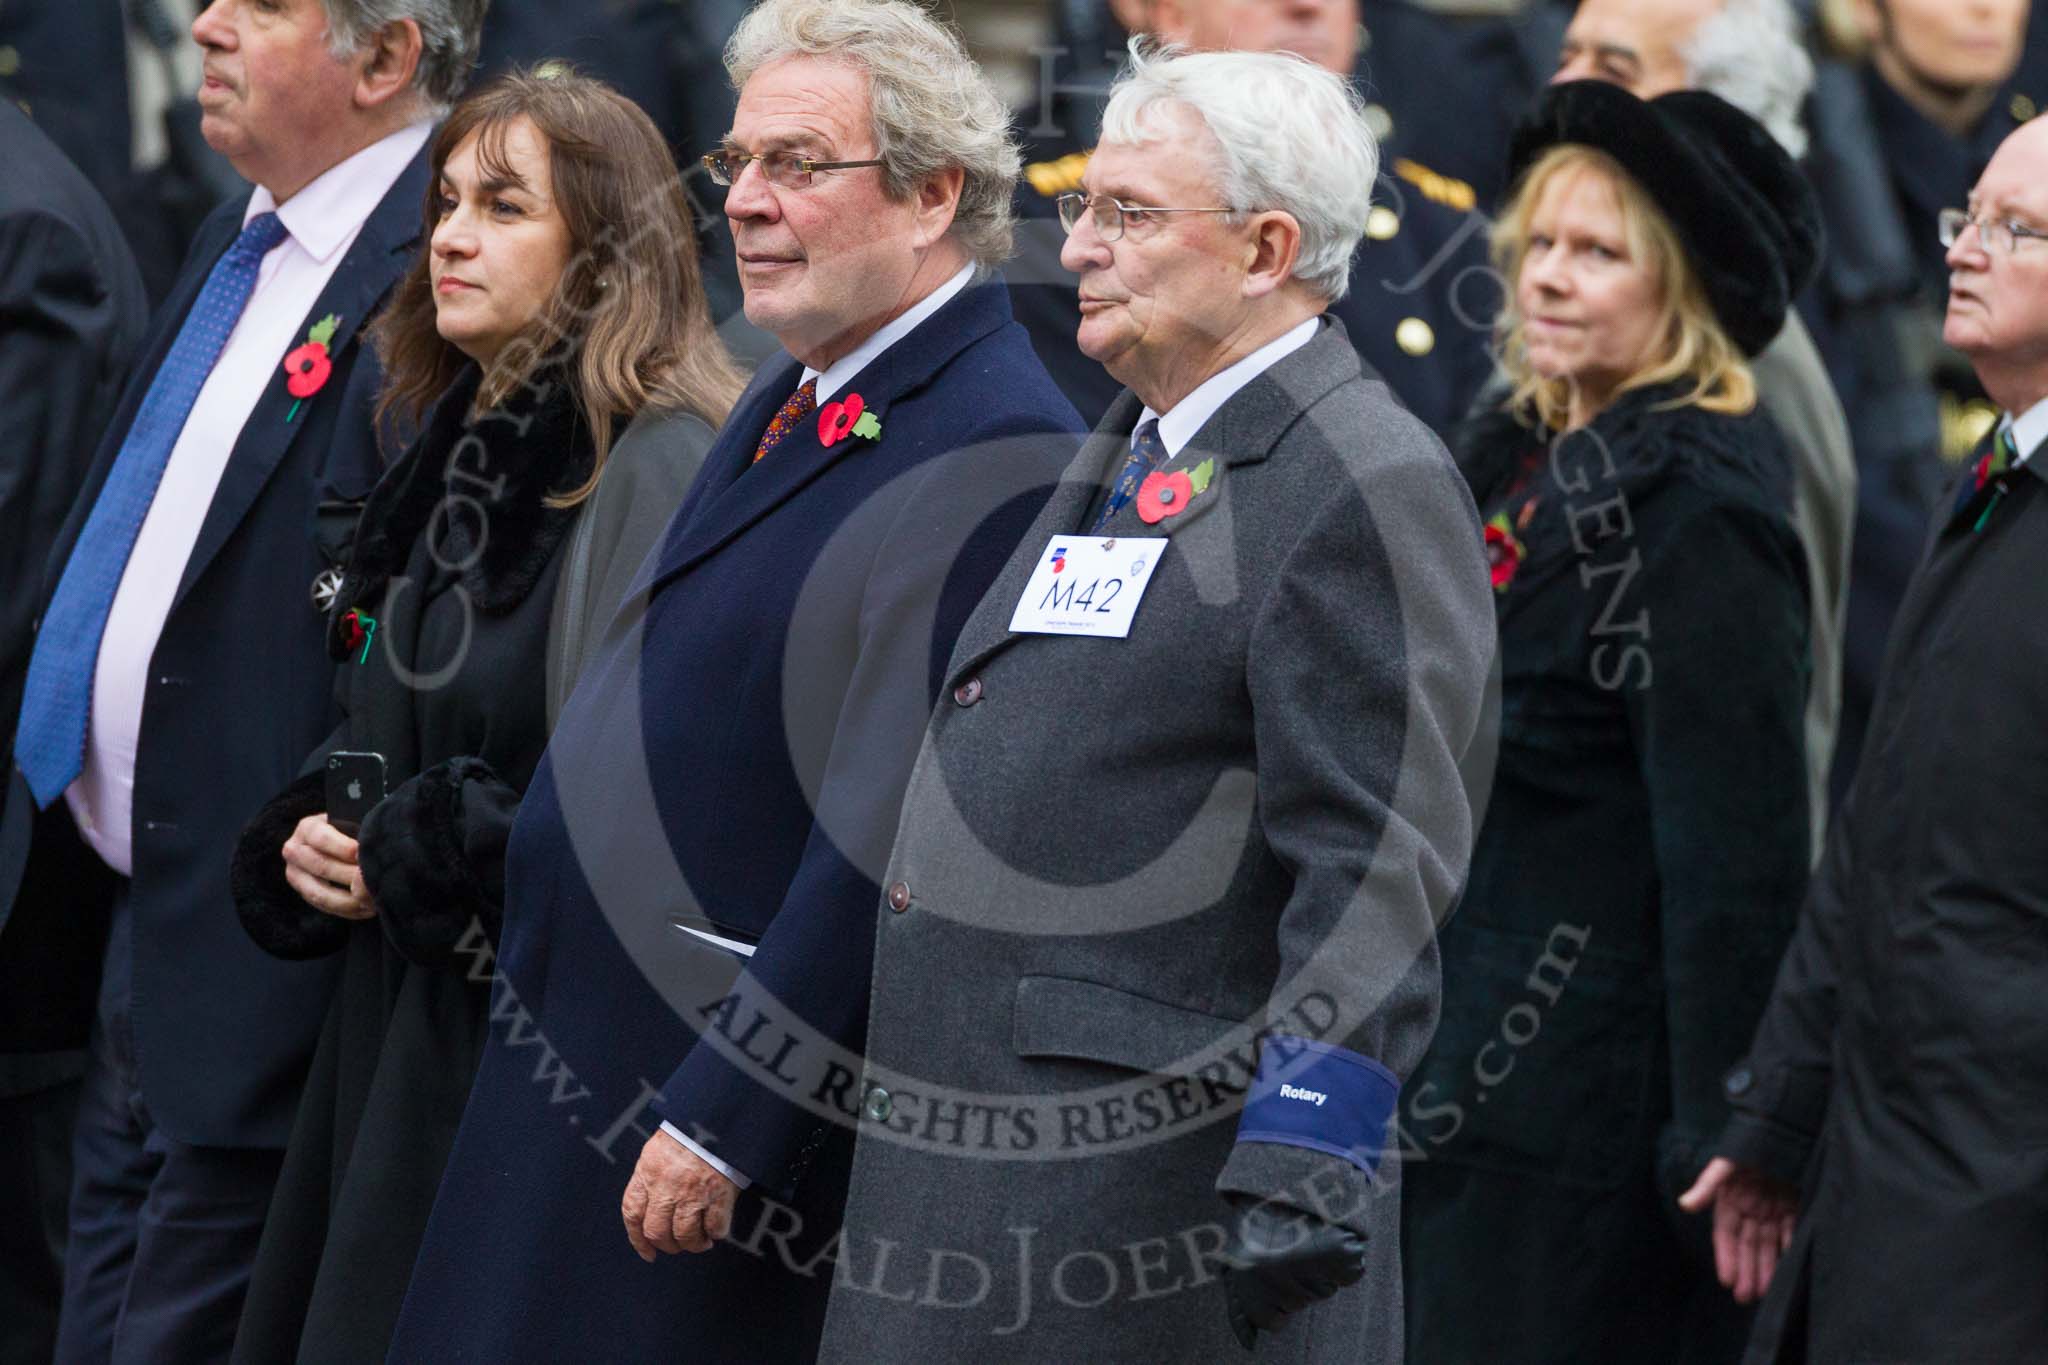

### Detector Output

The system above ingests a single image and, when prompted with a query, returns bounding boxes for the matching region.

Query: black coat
[225,367,705,1364]
[1403,388,1813,1364]
[0,100,146,1091]
[1725,432,2048,1364]
[0,152,426,1144]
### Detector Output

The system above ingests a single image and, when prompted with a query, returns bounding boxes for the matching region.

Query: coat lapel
[943,391,1139,676]
[169,146,432,617]
[647,279,1015,592]
[945,319,1362,683]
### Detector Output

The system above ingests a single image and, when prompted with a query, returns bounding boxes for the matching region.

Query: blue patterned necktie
[1091,417,1170,533]
[13,210,289,808]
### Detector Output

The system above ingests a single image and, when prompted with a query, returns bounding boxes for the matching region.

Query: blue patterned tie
[13,211,289,808]
[1091,417,1170,533]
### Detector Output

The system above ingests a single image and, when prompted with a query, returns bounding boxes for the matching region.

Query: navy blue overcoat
[390,280,1081,1362]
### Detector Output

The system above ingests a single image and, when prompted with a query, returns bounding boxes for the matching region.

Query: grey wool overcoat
[818,318,1496,1363]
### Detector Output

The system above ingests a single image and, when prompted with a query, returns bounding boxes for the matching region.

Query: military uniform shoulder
[1390,156,1478,215]
[1021,148,1092,199]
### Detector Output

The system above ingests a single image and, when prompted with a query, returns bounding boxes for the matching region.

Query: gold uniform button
[1396,317,1435,357]
[0,47,20,78]
[1364,103,1394,143]
[2013,93,2038,122]
[1365,206,1400,241]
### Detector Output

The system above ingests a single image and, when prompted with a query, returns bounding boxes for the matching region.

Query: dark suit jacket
[0,100,147,1097]
[389,279,1083,1364]
[0,145,430,1143]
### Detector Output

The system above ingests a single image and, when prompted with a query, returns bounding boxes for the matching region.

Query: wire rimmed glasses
[1055,191,1245,242]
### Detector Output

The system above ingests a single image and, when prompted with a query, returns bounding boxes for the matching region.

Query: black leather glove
[1212,1196,1368,1350]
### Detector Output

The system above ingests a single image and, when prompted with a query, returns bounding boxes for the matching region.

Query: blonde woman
[1402,81,1821,1365]
[227,69,742,1364]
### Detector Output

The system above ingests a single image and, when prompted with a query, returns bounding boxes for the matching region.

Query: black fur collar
[326,363,595,657]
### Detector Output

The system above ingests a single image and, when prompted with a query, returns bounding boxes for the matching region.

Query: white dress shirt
[656,261,978,1189]
[67,121,432,874]
[2004,394,2048,469]
[1140,315,1321,458]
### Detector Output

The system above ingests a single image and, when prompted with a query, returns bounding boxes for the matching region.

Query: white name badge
[1007,535,1168,638]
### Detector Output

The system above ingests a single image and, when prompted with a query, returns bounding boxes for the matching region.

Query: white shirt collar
[1141,316,1322,457]
[245,121,434,264]
[801,263,977,403]
[2004,394,2048,470]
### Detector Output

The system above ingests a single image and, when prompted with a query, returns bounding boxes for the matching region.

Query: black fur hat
[1505,80,1825,357]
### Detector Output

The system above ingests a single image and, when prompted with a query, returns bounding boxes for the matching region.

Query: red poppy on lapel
[340,607,377,664]
[282,313,343,422]
[1484,512,1525,591]
[1136,469,1195,524]
[818,392,883,447]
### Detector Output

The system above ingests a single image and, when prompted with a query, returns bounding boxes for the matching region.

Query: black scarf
[325,364,596,659]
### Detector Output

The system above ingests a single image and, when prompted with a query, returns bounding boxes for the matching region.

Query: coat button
[1723,1065,1755,1098]
[953,677,983,706]
[864,1087,893,1122]
[1396,317,1435,356]
[887,881,911,913]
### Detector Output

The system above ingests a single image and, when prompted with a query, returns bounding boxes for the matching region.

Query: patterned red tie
[753,377,818,464]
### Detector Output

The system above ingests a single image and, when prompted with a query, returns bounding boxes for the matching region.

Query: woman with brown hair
[1401,81,1821,1363]
[225,69,742,1364]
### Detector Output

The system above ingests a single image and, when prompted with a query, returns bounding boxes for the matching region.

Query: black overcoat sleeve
[1622,495,1812,1198]
[1715,782,1858,1187]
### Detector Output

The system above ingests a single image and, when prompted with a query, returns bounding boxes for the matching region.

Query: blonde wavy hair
[1493,145,1756,432]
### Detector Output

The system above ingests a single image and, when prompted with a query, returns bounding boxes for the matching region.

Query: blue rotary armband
[1234,1035,1400,1174]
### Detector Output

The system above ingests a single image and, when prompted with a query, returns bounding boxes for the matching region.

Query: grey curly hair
[724,0,1021,267]
[321,0,487,114]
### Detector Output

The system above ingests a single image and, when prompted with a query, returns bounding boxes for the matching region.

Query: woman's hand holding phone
[283,813,380,920]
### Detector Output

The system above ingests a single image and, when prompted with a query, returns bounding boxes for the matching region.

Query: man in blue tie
[0,2,484,1359]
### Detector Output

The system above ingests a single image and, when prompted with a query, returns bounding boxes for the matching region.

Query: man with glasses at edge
[1682,114,2048,1364]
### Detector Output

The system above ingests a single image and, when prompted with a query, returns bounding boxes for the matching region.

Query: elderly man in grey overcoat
[818,44,1494,1363]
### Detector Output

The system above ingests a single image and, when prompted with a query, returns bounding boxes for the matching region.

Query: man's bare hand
[282,813,378,919]
[1679,1156,1799,1304]
[621,1131,738,1262]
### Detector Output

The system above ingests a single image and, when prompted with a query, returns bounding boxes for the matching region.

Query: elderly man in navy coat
[388,2,1082,1360]
[821,44,1493,1364]
[0,1,484,1358]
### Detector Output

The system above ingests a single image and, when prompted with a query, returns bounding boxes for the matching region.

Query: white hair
[321,0,486,114]
[1098,42,1378,303]
[724,0,1021,268]
[1683,0,1814,159]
